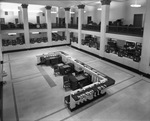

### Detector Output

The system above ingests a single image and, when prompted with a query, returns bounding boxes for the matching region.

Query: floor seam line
[85,59,100,64]
[108,75,135,88]
[60,79,143,121]
[109,79,143,96]
[12,72,41,80]
[8,53,19,121]
[12,83,19,121]
[99,59,135,76]
[73,47,135,77]
[35,107,67,121]
[8,54,13,80]
[143,79,150,83]
[13,74,42,84]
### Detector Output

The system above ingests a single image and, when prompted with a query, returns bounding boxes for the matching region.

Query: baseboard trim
[71,45,150,79]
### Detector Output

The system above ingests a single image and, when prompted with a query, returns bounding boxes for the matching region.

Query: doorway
[36,16,40,24]
[15,18,18,24]
[133,14,143,27]
[77,17,78,25]
[71,17,73,24]
[87,16,92,24]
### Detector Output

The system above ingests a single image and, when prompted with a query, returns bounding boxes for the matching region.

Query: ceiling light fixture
[97,8,102,11]
[70,11,75,14]
[51,11,57,13]
[52,31,58,33]
[32,32,39,34]
[8,33,17,36]
[130,0,141,7]
[96,1,101,4]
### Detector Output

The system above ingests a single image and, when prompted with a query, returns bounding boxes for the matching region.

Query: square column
[78,4,85,49]
[18,7,23,23]
[0,26,2,84]
[21,4,30,48]
[45,6,52,46]
[65,7,70,43]
[0,28,2,62]
[139,0,150,73]
[100,0,111,57]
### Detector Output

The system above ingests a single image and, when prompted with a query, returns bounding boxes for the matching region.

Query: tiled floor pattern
[2,46,150,121]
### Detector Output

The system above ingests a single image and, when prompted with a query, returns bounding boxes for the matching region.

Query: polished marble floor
[2,46,150,121]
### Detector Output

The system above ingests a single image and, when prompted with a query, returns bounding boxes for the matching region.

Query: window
[0,18,5,24]
[5,11,8,15]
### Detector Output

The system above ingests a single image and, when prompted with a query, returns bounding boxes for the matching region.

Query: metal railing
[29,23,47,29]
[1,23,24,30]
[82,24,100,32]
[68,24,78,29]
[106,25,143,37]
[52,23,66,28]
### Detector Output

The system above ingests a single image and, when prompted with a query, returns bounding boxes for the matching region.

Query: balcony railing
[52,23,66,28]
[106,25,143,37]
[68,24,78,29]
[29,23,47,29]
[82,24,100,32]
[1,23,24,30]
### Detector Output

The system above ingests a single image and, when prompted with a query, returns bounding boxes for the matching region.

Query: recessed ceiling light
[97,8,102,11]
[51,11,57,13]
[70,11,75,14]
[130,4,141,7]
[130,0,141,8]
[52,31,58,33]
[32,32,39,34]
[8,33,17,36]
[96,1,101,4]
